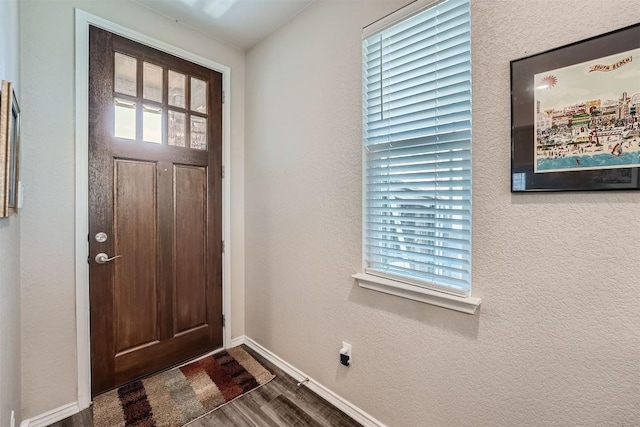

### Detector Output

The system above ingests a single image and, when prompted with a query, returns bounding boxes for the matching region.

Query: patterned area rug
[93,347,275,427]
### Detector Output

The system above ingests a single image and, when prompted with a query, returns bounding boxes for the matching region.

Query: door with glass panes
[88,26,223,396]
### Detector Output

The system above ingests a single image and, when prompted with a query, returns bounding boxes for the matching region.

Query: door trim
[74,9,232,410]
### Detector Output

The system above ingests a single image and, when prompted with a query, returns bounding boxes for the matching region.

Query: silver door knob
[95,253,122,264]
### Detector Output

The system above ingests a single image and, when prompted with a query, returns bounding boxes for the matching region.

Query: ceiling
[132,0,315,50]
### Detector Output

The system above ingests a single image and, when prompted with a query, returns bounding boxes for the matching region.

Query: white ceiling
[132,0,315,50]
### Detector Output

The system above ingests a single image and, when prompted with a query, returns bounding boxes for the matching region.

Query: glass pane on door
[168,111,186,147]
[190,115,207,150]
[143,105,163,143]
[143,62,163,103]
[114,98,136,140]
[190,78,207,113]
[114,53,137,96]
[168,71,186,108]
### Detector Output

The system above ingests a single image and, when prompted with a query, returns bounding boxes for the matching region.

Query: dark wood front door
[88,26,223,396]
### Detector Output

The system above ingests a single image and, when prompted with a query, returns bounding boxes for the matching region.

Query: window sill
[352,273,481,315]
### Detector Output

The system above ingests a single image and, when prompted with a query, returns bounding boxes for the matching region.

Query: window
[112,53,210,150]
[358,0,475,306]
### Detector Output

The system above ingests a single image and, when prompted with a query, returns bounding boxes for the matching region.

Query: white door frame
[74,9,232,410]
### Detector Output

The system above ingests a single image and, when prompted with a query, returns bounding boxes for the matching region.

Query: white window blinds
[362,0,472,297]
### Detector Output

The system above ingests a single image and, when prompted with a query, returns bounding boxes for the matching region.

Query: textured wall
[20,0,245,418]
[245,1,640,426]
[0,1,20,425]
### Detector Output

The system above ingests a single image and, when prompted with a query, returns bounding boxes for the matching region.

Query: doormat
[93,346,275,427]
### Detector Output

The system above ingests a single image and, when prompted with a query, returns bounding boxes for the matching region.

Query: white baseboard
[229,335,246,348]
[19,402,80,427]
[240,335,387,427]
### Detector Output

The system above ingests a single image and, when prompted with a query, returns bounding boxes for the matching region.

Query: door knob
[95,253,122,264]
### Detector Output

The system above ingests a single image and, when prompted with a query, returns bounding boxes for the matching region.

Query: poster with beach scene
[534,48,640,173]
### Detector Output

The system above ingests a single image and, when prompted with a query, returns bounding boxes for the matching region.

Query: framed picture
[0,80,21,216]
[511,23,640,192]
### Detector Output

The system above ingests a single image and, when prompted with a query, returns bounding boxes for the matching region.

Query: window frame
[353,0,481,314]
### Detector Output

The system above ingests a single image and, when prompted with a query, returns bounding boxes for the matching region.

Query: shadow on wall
[510,191,640,206]
[347,280,480,339]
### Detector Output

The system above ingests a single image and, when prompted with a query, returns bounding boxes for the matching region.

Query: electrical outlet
[340,341,352,366]
[10,410,15,427]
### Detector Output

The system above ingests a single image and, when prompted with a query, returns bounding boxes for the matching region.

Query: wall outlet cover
[340,341,352,366]
[341,341,352,356]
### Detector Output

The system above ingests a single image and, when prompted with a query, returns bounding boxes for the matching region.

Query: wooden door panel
[174,165,208,333]
[113,159,158,353]
[89,26,223,396]
[114,326,210,385]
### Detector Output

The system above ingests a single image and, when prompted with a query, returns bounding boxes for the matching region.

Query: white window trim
[355,0,481,314]
[353,273,480,314]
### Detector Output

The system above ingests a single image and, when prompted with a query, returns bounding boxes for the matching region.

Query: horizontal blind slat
[366,257,470,280]
[366,121,471,145]
[367,160,471,175]
[367,171,471,183]
[366,82,471,124]
[366,268,470,294]
[366,235,470,256]
[367,221,472,236]
[367,103,471,134]
[365,66,471,107]
[367,243,470,263]
[367,184,472,194]
[368,207,470,221]
[367,148,471,167]
[367,264,469,285]
[365,54,470,95]
[366,262,470,285]
[365,23,470,72]
[367,223,470,240]
[363,0,469,52]
[366,251,470,274]
[366,228,471,246]
[367,221,470,239]
[367,130,471,152]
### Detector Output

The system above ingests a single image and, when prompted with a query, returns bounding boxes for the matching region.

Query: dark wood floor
[49,345,361,427]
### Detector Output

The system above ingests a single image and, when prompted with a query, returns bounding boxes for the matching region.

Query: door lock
[95,232,108,243]
[95,253,122,264]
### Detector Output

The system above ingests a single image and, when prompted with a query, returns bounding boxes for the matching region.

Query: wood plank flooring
[48,345,361,427]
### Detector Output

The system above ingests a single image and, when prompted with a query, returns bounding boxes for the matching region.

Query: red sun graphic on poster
[539,75,557,89]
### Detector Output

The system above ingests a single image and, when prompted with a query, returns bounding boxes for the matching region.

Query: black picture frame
[510,23,640,192]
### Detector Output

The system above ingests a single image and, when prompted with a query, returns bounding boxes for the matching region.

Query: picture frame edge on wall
[0,79,21,217]
[510,23,640,193]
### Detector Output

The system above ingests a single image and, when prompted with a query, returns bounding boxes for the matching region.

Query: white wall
[245,1,640,426]
[0,0,21,425]
[19,0,245,419]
